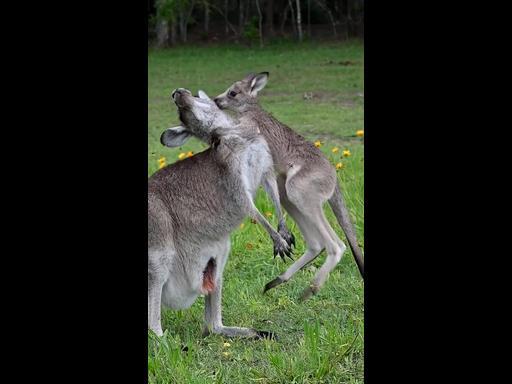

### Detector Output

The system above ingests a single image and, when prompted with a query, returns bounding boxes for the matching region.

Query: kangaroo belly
[160,240,229,310]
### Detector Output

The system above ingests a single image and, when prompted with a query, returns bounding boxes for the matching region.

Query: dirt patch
[302,91,363,107]
[322,60,360,66]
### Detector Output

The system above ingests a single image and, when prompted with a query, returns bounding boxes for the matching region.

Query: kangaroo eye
[229,91,237,97]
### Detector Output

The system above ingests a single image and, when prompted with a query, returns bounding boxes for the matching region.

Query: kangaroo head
[214,72,269,112]
[161,88,236,148]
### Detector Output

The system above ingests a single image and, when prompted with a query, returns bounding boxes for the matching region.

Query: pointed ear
[160,126,191,147]
[242,72,256,82]
[249,72,269,96]
[197,90,211,101]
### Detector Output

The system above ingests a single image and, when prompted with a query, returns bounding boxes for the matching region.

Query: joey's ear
[160,126,192,147]
[249,72,269,96]
[242,72,256,82]
[197,90,211,101]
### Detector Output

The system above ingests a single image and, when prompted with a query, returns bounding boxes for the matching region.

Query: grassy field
[148,41,364,384]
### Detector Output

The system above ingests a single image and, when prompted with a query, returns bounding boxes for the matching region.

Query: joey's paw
[273,236,293,262]
[278,226,296,249]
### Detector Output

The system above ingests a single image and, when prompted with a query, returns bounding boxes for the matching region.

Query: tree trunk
[204,0,210,35]
[307,0,311,38]
[295,0,302,42]
[280,3,290,36]
[179,0,196,43]
[255,0,264,47]
[288,0,297,38]
[239,0,245,35]
[170,20,177,45]
[224,0,229,35]
[156,20,169,48]
[315,0,337,39]
[179,10,187,42]
[265,0,274,37]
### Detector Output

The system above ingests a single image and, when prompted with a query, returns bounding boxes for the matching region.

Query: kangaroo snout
[171,88,191,100]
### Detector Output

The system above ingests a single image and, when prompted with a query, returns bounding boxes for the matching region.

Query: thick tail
[328,182,364,278]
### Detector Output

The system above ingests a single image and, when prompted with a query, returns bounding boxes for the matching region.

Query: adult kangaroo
[214,73,364,300]
[148,88,286,338]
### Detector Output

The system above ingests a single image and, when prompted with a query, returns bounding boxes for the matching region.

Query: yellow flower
[342,150,351,157]
[336,162,344,170]
[178,152,186,160]
[331,147,339,153]
[314,140,322,148]
[159,162,166,169]
[186,151,194,158]
[158,156,166,163]
[356,130,364,137]
[222,352,231,357]
[265,211,273,217]
[223,342,231,348]
[158,157,166,169]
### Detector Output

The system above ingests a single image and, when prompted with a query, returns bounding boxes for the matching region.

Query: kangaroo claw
[300,285,319,302]
[254,330,278,340]
[278,225,296,249]
[273,238,291,262]
[263,276,284,293]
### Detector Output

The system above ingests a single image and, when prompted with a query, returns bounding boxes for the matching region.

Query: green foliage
[155,0,178,21]
[242,17,260,43]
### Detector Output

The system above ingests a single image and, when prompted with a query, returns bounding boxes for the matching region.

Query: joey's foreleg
[246,191,293,261]
[262,172,295,249]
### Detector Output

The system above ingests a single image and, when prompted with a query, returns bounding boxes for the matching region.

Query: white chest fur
[239,139,272,198]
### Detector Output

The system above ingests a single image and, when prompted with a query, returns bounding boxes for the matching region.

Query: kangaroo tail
[328,182,364,278]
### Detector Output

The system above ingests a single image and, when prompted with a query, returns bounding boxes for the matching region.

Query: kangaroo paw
[300,285,319,302]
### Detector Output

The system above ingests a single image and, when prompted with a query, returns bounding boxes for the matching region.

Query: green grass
[148,41,364,384]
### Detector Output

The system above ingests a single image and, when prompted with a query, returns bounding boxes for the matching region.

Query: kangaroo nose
[171,88,191,100]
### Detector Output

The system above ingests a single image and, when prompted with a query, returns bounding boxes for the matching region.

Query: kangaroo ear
[197,90,211,101]
[249,72,269,96]
[160,126,191,147]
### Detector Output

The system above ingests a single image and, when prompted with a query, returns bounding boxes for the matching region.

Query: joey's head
[160,88,239,148]
[214,72,269,113]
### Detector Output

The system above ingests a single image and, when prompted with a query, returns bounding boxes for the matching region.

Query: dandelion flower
[178,152,186,160]
[222,352,231,357]
[336,162,344,170]
[356,130,364,137]
[158,157,166,169]
[223,342,231,348]
[342,150,351,157]
[314,140,322,148]
[186,151,193,158]
[332,147,339,153]
[265,211,273,217]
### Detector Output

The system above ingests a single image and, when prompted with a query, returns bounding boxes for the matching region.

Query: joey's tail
[328,182,364,278]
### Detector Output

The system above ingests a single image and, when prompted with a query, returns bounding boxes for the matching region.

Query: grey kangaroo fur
[214,72,364,300]
[148,88,288,338]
